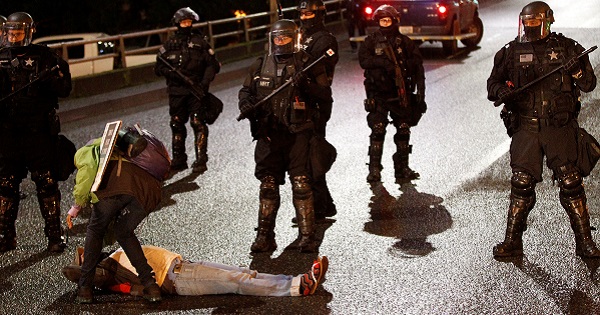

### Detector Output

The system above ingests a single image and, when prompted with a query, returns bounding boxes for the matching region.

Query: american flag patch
[520,54,533,63]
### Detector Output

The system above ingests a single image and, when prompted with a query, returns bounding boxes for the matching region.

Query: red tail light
[364,6,373,15]
[438,5,448,14]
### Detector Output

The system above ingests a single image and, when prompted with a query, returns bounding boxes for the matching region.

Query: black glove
[498,86,515,102]
[364,98,376,112]
[38,66,58,81]
[238,97,258,120]
[291,71,307,87]
[190,84,206,98]
[563,56,581,75]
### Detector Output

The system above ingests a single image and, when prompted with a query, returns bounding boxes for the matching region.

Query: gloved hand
[498,86,515,102]
[238,97,258,120]
[563,56,581,76]
[291,71,307,87]
[37,66,58,81]
[191,83,206,97]
[364,98,377,112]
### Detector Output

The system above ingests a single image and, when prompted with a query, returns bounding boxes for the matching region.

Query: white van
[33,33,156,78]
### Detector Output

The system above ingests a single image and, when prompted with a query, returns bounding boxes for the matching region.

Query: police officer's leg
[312,174,336,220]
[292,175,318,253]
[310,101,336,219]
[367,110,387,183]
[0,175,21,252]
[170,115,188,171]
[493,171,536,257]
[251,175,280,253]
[190,113,209,174]
[31,170,66,252]
[392,123,419,183]
[556,164,600,258]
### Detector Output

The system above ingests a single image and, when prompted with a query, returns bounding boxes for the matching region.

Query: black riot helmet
[373,5,400,35]
[0,15,6,25]
[297,0,326,30]
[372,5,400,24]
[518,1,554,42]
[1,12,35,47]
[172,7,199,26]
[268,19,300,56]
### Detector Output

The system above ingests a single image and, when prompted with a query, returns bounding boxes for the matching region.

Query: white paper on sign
[91,121,122,192]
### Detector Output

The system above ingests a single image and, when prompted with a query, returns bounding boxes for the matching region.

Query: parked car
[33,33,156,78]
[350,0,484,54]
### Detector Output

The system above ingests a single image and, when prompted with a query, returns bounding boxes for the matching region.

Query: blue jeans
[79,195,154,288]
[166,259,297,296]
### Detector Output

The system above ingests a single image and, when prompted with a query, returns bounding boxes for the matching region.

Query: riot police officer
[358,5,426,185]
[297,0,339,220]
[487,1,599,258]
[0,15,6,40]
[0,12,72,252]
[238,19,333,253]
[155,7,221,174]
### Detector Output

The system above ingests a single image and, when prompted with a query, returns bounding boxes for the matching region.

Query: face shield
[518,12,551,42]
[268,29,300,56]
[1,22,32,47]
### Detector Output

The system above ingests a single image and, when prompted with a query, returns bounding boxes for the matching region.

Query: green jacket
[73,138,102,207]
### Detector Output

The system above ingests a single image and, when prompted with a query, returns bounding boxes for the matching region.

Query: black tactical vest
[256,54,308,128]
[510,34,577,120]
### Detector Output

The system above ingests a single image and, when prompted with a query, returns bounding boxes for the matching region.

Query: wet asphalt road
[3,1,600,314]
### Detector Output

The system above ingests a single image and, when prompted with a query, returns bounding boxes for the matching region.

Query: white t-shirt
[109,245,182,287]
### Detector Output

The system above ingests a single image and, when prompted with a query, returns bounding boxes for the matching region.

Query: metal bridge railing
[43,0,346,76]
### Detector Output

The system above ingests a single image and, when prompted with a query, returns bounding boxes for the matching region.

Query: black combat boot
[191,123,209,174]
[367,140,384,183]
[292,176,318,253]
[39,194,66,253]
[0,196,19,252]
[251,176,280,253]
[170,133,188,171]
[561,193,600,258]
[393,144,419,184]
[493,195,533,257]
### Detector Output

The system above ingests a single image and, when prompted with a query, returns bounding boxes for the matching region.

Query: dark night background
[2,0,301,38]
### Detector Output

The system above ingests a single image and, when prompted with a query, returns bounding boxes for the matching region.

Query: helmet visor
[2,22,31,46]
[268,29,300,55]
[518,13,550,42]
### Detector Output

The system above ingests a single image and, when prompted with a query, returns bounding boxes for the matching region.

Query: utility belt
[519,115,571,132]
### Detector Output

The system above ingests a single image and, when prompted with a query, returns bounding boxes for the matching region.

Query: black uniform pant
[254,128,312,184]
[510,120,578,181]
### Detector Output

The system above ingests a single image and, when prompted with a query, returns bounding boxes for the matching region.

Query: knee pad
[394,131,410,145]
[31,170,59,198]
[0,175,20,199]
[259,176,279,201]
[510,171,536,198]
[292,176,312,200]
[190,114,208,135]
[170,116,187,134]
[370,122,386,142]
[555,164,584,197]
